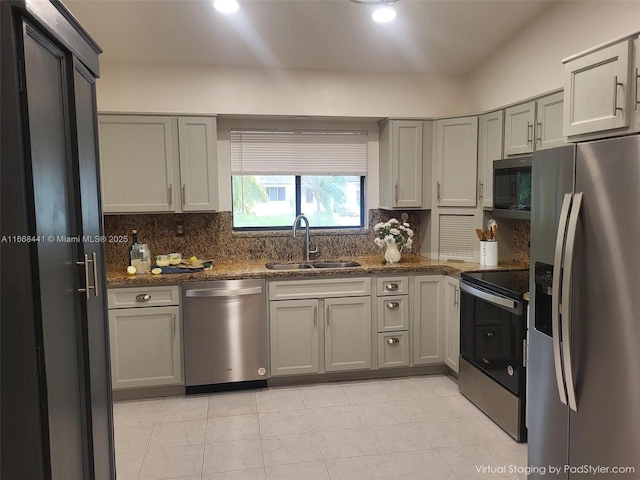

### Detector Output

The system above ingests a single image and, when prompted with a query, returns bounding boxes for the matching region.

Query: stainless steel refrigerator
[528,138,640,479]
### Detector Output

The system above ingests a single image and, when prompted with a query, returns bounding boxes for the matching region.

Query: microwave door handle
[552,193,573,406]
[561,192,582,412]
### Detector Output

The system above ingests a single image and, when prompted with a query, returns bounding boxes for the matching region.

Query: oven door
[459,281,525,396]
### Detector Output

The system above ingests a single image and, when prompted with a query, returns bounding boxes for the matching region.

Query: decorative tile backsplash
[104,209,422,266]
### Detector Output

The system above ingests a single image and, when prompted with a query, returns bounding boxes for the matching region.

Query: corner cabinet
[107,286,183,389]
[434,116,478,207]
[443,276,461,373]
[412,275,444,365]
[99,115,218,213]
[379,119,426,209]
[477,111,504,209]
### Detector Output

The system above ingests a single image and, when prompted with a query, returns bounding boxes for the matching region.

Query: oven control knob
[507,365,514,376]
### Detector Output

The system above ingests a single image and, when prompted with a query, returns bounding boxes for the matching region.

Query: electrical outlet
[176,222,184,237]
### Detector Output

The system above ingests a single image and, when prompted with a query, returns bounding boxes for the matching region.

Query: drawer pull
[136,294,151,302]
[387,337,400,345]
[385,283,399,291]
[386,302,399,309]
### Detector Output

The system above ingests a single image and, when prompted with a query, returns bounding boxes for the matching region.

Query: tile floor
[114,375,528,480]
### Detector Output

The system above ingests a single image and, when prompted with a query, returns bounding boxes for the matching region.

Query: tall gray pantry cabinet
[1,1,114,479]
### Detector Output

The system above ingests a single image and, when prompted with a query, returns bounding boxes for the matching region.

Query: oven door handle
[459,281,522,314]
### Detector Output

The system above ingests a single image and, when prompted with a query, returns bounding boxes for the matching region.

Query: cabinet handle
[526,122,533,145]
[478,181,483,199]
[168,184,173,206]
[523,338,527,367]
[326,305,331,327]
[136,294,151,302]
[387,337,400,345]
[313,305,317,328]
[635,68,640,111]
[386,302,399,309]
[437,181,441,202]
[536,120,542,146]
[385,283,399,291]
[454,287,459,307]
[394,183,399,204]
[172,313,176,339]
[613,75,623,116]
[181,184,186,206]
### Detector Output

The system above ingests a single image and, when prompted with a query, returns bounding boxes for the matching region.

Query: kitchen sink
[265,263,314,270]
[265,260,361,270]
[311,261,361,269]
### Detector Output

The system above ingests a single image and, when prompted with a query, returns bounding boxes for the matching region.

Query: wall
[467,1,640,112]
[96,60,468,118]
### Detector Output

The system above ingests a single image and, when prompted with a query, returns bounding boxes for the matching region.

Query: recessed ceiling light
[372,6,396,23]
[213,0,239,14]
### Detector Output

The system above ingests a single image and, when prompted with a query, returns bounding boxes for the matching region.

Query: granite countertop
[106,255,529,287]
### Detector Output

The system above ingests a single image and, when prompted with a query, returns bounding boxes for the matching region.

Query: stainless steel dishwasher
[182,279,267,393]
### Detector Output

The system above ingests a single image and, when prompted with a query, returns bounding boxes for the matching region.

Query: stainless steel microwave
[493,156,532,219]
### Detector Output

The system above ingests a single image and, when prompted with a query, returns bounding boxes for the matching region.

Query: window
[231,129,367,230]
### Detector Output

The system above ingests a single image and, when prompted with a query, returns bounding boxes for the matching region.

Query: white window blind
[230,129,368,176]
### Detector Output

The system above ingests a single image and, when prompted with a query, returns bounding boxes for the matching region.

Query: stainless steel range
[459,270,529,442]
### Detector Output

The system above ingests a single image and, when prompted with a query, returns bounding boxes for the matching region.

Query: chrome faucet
[292,214,318,262]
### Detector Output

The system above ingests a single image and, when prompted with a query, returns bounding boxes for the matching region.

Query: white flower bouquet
[373,218,414,250]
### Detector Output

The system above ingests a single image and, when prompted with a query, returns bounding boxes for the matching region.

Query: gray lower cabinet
[324,296,372,372]
[107,286,183,390]
[413,275,444,365]
[269,299,319,376]
[378,332,410,368]
[444,276,461,373]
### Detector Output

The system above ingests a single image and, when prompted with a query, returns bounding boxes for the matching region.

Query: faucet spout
[292,214,317,262]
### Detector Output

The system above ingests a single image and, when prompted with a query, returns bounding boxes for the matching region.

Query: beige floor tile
[115,425,154,453]
[342,382,394,404]
[416,418,485,448]
[115,399,162,428]
[299,385,350,408]
[115,451,145,480]
[202,439,264,474]
[149,419,207,449]
[208,391,257,418]
[384,380,440,402]
[264,461,330,480]
[156,396,209,423]
[261,432,323,467]
[353,401,412,426]
[422,375,460,397]
[325,455,394,480]
[489,441,528,468]
[366,422,433,454]
[437,443,512,479]
[384,449,459,480]
[258,409,312,437]
[443,395,484,418]
[202,467,266,480]
[398,396,459,423]
[138,444,205,480]
[307,405,363,432]
[314,427,379,460]
[256,387,305,413]
[206,414,260,442]
[464,415,514,443]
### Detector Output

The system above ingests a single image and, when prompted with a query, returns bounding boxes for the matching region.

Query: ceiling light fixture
[213,0,239,14]
[350,0,399,23]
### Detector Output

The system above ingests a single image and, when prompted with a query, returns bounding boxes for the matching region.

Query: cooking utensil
[475,229,484,240]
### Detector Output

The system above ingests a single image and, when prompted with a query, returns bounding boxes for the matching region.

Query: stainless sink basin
[265,263,313,270]
[265,260,361,270]
[312,261,361,269]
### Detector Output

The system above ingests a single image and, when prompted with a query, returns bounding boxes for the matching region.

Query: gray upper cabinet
[477,110,504,209]
[563,39,631,137]
[379,119,424,209]
[633,38,640,131]
[434,116,478,207]
[504,101,536,156]
[504,93,564,156]
[99,115,218,213]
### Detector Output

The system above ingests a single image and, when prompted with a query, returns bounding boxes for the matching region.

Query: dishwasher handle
[185,286,263,297]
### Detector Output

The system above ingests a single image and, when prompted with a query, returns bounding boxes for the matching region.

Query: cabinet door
[477,111,503,208]
[536,92,564,150]
[325,297,372,372]
[563,40,630,137]
[444,277,461,373]
[178,117,219,212]
[270,299,319,376]
[504,102,535,156]
[413,276,444,365]
[633,38,640,131]
[392,120,423,208]
[109,306,182,389]
[435,116,478,207]
[99,115,176,213]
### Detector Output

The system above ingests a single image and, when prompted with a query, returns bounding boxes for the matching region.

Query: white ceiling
[64,0,553,75]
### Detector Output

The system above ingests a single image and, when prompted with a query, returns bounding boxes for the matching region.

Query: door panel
[505,102,535,156]
[324,297,372,372]
[178,117,218,211]
[23,23,87,479]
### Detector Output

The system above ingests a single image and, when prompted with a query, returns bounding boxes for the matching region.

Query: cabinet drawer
[376,276,408,296]
[377,295,409,332]
[269,277,371,300]
[108,285,180,309]
[377,332,409,368]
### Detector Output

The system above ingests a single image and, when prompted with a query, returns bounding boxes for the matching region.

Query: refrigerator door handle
[561,192,583,412]
[552,193,573,406]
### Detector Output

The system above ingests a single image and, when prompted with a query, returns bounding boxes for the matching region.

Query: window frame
[233,175,365,232]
